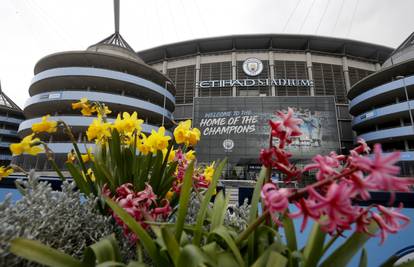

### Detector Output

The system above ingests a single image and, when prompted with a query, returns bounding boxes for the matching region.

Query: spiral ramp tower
[348,32,414,176]
[13,33,175,170]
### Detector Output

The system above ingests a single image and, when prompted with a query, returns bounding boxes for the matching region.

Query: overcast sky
[1,0,413,107]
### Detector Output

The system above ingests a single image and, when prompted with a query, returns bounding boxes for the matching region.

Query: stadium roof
[138,34,393,64]
[0,83,22,112]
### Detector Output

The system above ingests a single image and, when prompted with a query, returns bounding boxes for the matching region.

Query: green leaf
[154,143,173,193]
[380,255,399,267]
[266,251,288,267]
[208,226,244,266]
[193,159,227,245]
[10,238,86,267]
[66,162,91,195]
[282,214,298,252]
[217,252,239,267]
[137,153,153,191]
[320,222,378,267]
[126,262,148,267]
[175,160,194,241]
[211,191,229,230]
[247,166,267,264]
[109,129,123,185]
[358,248,367,267]
[161,227,180,266]
[177,244,215,267]
[94,161,116,190]
[149,150,164,194]
[159,161,179,197]
[394,261,414,267]
[302,223,326,267]
[96,262,126,267]
[251,249,288,267]
[83,235,121,265]
[104,197,169,266]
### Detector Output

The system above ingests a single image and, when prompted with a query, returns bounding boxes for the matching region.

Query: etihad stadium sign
[198,78,313,88]
[198,58,313,88]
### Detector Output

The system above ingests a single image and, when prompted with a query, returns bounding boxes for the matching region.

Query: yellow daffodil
[81,147,94,163]
[185,150,196,161]
[187,128,201,146]
[67,149,76,163]
[71,97,88,109]
[173,120,201,146]
[101,104,112,115]
[168,149,176,162]
[10,134,43,156]
[137,133,151,155]
[72,97,96,116]
[113,112,143,135]
[84,168,96,182]
[31,115,57,133]
[0,166,13,181]
[174,120,191,144]
[166,189,174,201]
[147,127,171,152]
[203,162,215,182]
[162,149,176,162]
[86,116,111,144]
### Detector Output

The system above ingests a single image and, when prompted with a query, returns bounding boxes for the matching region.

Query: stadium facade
[138,34,393,179]
[13,33,175,170]
[348,32,414,176]
[0,88,24,166]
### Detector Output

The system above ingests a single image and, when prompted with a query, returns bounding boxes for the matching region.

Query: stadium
[138,34,393,179]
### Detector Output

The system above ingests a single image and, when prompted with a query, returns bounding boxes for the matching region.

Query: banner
[193,96,340,164]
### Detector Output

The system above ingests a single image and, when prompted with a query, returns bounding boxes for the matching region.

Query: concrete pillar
[342,56,351,91]
[269,51,275,96]
[306,52,314,96]
[195,55,201,97]
[232,52,237,97]
[162,60,168,75]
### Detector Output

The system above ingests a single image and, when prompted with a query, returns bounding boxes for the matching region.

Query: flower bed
[0,100,413,267]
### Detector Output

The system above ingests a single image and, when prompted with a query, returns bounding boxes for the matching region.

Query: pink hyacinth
[290,198,320,232]
[352,138,371,155]
[269,107,303,148]
[261,183,289,224]
[259,147,300,181]
[372,204,410,244]
[107,183,172,242]
[343,171,375,200]
[304,153,341,181]
[355,144,414,192]
[308,182,357,232]
[115,183,135,198]
[135,183,157,208]
[354,208,373,234]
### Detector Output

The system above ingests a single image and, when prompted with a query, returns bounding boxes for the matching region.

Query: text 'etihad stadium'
[197,78,314,88]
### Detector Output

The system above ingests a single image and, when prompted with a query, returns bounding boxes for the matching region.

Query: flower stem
[41,143,66,181]
[235,167,358,246]
[321,231,341,255]
[235,210,269,245]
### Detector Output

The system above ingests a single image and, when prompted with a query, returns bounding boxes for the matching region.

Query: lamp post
[396,76,414,128]
[162,81,172,127]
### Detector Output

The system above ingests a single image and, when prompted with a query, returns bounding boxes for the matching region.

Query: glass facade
[167,65,195,104]
[274,61,310,96]
[199,62,232,97]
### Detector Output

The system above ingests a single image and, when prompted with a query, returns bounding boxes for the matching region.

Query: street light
[162,81,172,127]
[396,76,414,128]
